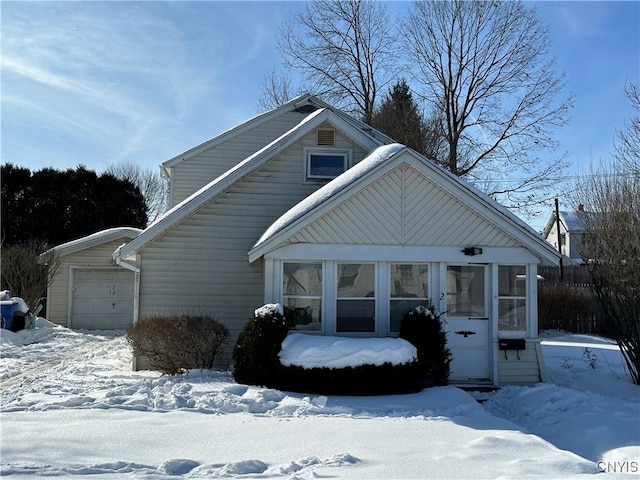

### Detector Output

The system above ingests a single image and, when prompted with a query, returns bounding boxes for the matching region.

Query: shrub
[232,304,288,388]
[399,300,451,386]
[126,314,229,375]
[280,361,423,396]
[538,284,605,334]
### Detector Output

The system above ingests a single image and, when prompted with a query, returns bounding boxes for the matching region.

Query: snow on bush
[254,303,284,319]
[279,333,417,369]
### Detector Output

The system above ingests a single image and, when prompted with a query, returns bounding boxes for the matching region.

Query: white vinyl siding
[288,163,520,248]
[168,111,308,206]
[47,238,134,327]
[497,339,546,385]
[137,132,369,364]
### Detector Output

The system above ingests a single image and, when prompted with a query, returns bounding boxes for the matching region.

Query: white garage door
[71,269,134,329]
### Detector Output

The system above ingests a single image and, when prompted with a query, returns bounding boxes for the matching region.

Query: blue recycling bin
[1,301,20,330]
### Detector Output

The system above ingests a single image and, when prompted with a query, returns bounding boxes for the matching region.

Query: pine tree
[370,79,434,156]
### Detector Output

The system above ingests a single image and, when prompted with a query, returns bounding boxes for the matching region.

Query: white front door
[444,265,490,382]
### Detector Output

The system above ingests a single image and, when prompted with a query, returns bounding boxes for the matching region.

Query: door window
[446,265,486,317]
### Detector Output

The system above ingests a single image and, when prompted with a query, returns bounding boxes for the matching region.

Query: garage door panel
[71,269,134,329]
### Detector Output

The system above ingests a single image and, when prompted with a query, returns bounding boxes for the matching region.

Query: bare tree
[257,67,299,111]
[575,169,640,384]
[1,240,60,312]
[105,162,167,224]
[615,83,640,175]
[277,0,400,123]
[405,0,573,212]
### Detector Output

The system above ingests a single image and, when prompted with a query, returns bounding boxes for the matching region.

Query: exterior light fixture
[463,247,483,256]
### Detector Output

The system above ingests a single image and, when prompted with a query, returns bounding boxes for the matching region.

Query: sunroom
[248,144,560,385]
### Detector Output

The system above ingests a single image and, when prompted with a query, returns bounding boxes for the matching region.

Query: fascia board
[404,151,561,263]
[40,227,142,260]
[249,148,560,264]
[248,146,408,262]
[119,107,376,259]
[161,93,320,168]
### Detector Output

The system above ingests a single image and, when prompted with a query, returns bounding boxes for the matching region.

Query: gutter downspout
[113,250,140,325]
[113,248,141,370]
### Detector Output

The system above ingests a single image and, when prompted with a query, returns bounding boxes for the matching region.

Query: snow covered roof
[253,143,406,250]
[116,108,388,261]
[40,227,142,260]
[248,144,561,264]
[542,209,599,237]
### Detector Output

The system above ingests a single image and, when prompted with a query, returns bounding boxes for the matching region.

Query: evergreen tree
[1,164,147,247]
[370,80,435,157]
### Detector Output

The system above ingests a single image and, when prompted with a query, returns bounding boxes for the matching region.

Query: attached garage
[43,228,141,329]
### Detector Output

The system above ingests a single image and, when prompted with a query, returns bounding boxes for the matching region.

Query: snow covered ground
[1,322,638,479]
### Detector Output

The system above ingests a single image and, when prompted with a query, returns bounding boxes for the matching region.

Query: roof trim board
[248,145,561,265]
[41,227,142,259]
[116,108,386,261]
[161,93,324,170]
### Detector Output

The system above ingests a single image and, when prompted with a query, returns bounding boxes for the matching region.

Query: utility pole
[555,198,564,282]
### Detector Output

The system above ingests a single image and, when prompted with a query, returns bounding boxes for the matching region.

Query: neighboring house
[542,208,591,265]
[48,94,561,385]
[43,227,142,329]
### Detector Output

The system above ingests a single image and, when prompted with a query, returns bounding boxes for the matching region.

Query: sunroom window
[336,263,375,333]
[306,148,349,180]
[498,265,527,331]
[389,263,428,333]
[283,262,322,331]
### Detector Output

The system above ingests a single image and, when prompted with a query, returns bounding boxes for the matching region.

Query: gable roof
[248,144,561,265]
[542,209,593,238]
[161,93,394,173]
[41,227,142,260]
[116,107,388,261]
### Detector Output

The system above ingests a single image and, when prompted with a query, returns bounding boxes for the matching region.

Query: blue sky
[2,1,639,228]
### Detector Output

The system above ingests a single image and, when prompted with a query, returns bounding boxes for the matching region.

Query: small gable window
[305,148,350,181]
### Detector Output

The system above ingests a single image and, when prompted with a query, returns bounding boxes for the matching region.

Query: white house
[48,94,560,385]
[542,208,592,265]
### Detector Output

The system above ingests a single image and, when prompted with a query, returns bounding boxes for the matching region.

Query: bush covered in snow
[399,301,451,386]
[126,314,229,375]
[280,362,422,395]
[232,304,288,388]
[278,334,422,395]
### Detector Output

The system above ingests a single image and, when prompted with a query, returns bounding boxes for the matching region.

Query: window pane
[309,154,346,177]
[499,265,526,296]
[336,299,375,332]
[390,264,428,298]
[390,299,425,333]
[283,263,322,296]
[337,264,375,298]
[499,299,527,331]
[284,297,321,331]
[446,266,485,317]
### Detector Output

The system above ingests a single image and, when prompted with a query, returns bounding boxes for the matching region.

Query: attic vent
[317,129,335,146]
